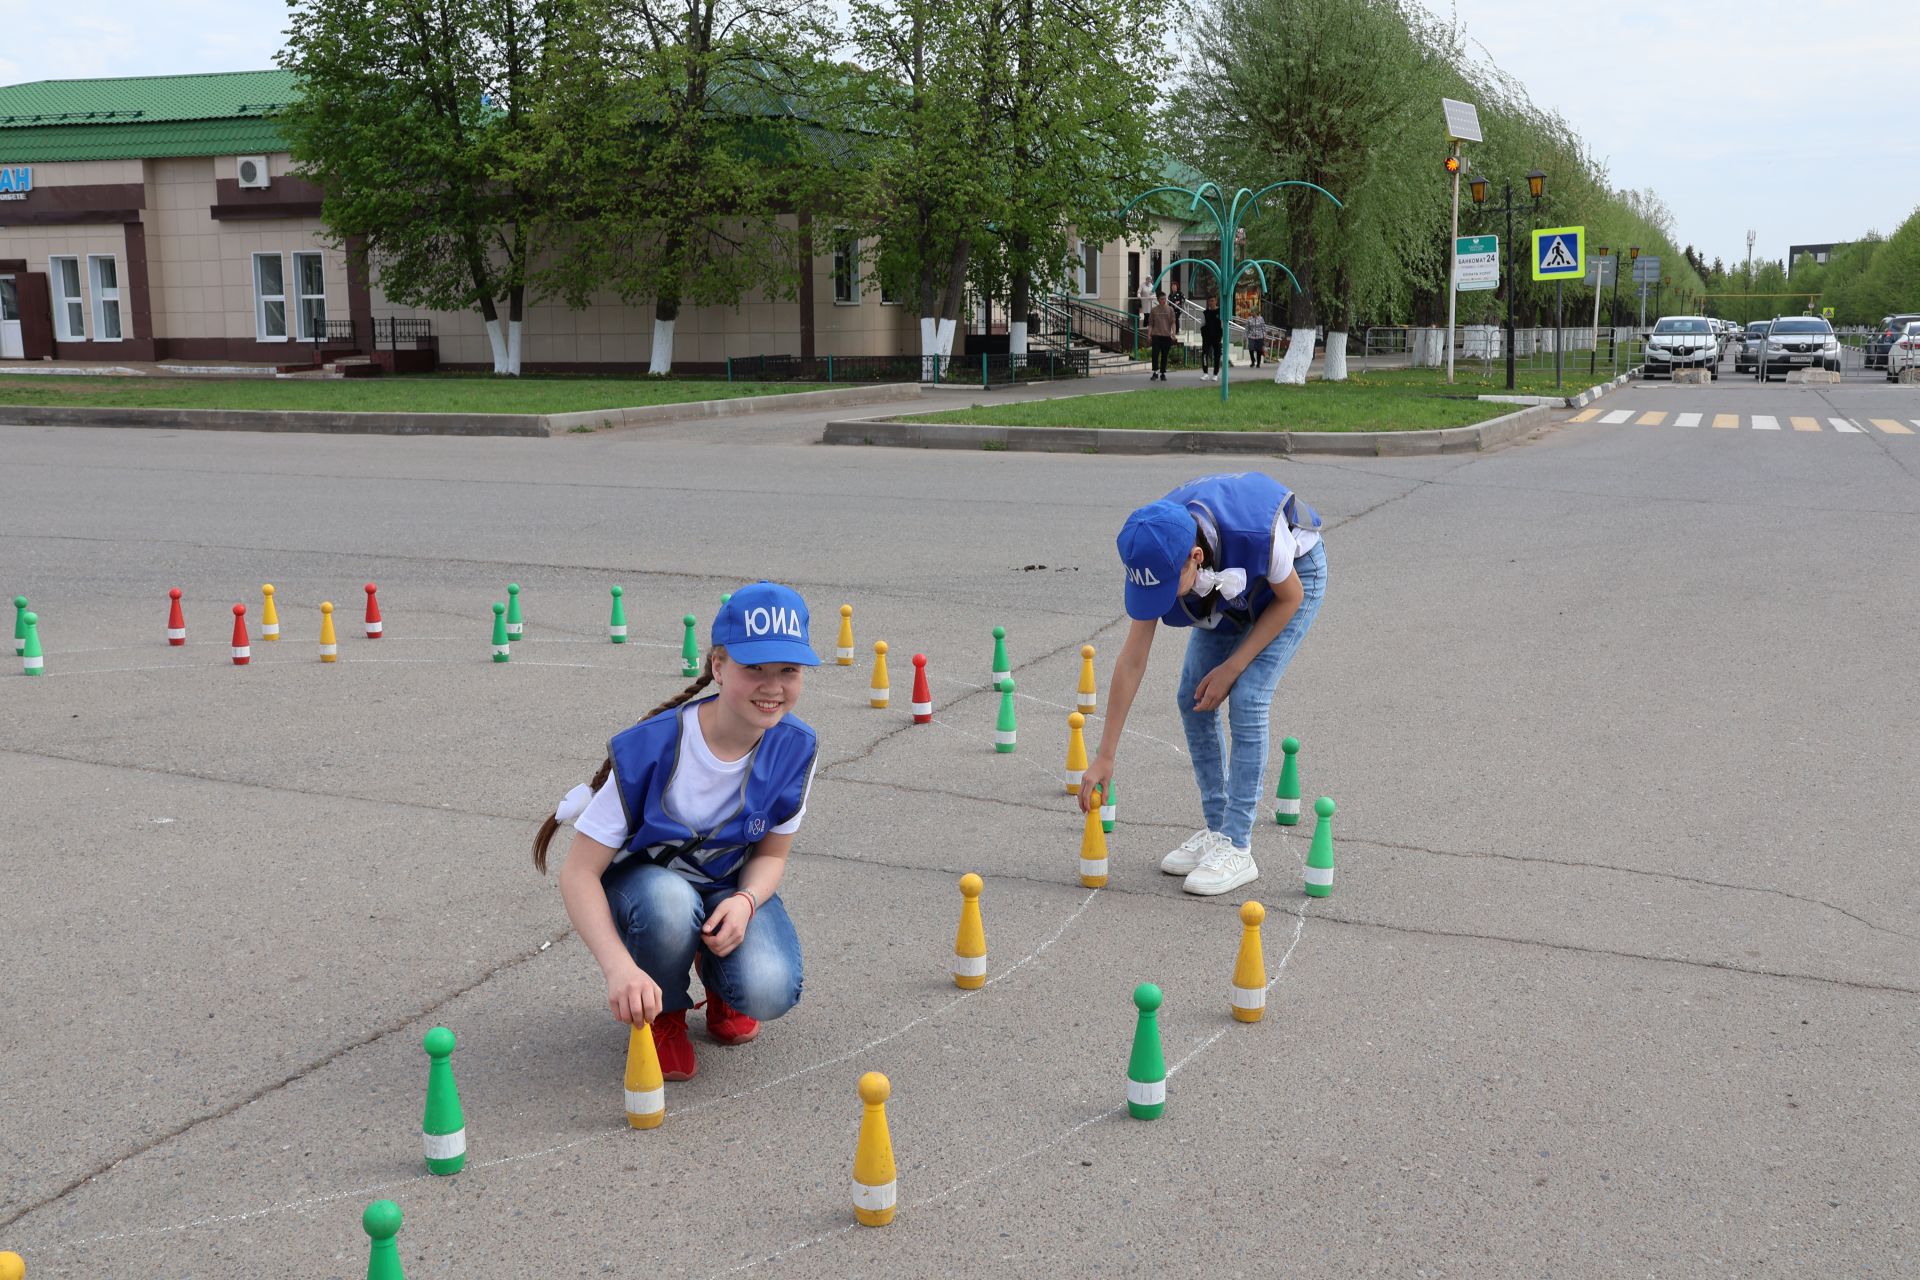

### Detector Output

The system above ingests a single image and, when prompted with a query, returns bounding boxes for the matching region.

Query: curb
[820,402,1552,457]
[1477,367,1640,411]
[0,382,925,438]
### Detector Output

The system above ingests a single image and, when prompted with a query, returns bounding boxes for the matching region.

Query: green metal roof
[0,70,293,162]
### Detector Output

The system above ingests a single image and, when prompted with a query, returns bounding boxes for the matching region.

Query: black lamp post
[1468,167,1546,390]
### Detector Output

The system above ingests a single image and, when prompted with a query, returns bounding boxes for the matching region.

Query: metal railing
[371,317,435,350]
[726,350,1092,387]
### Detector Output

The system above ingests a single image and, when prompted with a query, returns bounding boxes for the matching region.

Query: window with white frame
[1078,242,1100,297]
[832,230,858,305]
[49,256,85,341]
[253,252,287,341]
[879,273,900,306]
[88,255,122,341]
[293,252,327,340]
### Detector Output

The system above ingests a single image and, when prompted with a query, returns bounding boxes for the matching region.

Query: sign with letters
[0,165,30,201]
[1455,235,1498,291]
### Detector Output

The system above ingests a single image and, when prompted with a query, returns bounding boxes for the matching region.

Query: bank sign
[0,166,30,200]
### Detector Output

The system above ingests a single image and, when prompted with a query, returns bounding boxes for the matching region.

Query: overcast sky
[2,0,1911,270]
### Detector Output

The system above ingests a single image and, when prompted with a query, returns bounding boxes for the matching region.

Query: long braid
[532,647,723,874]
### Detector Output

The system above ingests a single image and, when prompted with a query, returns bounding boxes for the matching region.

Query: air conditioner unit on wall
[236,156,271,190]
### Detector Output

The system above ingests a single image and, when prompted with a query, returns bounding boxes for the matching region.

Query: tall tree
[531,0,838,374]
[280,0,574,374]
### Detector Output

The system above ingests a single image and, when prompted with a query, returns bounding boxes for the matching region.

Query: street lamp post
[1589,247,1610,379]
[1466,168,1546,391]
[1121,178,1343,403]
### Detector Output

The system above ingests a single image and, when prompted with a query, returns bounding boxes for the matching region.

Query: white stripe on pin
[422,1128,466,1160]
[506,623,522,638]
[1078,693,1096,708]
[911,700,932,715]
[23,656,44,672]
[836,646,853,659]
[852,1179,897,1211]
[952,954,987,977]
[167,628,185,640]
[232,646,250,659]
[1127,1078,1165,1105]
[1100,803,1115,822]
[1065,770,1084,787]
[1304,866,1334,886]
[493,645,510,657]
[995,730,1016,745]
[366,622,383,635]
[1274,797,1300,815]
[262,624,279,637]
[1079,858,1108,876]
[1231,986,1266,1010]
[608,625,627,637]
[624,1087,664,1115]
[320,644,337,656]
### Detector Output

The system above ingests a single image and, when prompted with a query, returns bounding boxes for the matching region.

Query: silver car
[1754,317,1841,380]
[1643,316,1720,379]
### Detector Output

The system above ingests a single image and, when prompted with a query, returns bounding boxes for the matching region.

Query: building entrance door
[0,276,23,359]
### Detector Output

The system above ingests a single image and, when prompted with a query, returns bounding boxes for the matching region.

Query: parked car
[1886,320,1920,381]
[1754,316,1841,380]
[1733,321,1769,373]
[1642,316,1720,379]
[1866,313,1920,368]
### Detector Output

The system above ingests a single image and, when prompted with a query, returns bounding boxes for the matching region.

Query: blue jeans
[601,861,803,1020]
[1175,543,1327,848]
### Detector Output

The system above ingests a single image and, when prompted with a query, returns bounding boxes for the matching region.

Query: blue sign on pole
[1530,226,1584,281]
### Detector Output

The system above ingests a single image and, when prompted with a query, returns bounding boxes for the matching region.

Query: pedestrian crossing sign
[1531,226,1585,281]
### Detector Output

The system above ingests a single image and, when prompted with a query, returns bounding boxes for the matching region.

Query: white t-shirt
[575,702,814,853]
[1186,508,1321,628]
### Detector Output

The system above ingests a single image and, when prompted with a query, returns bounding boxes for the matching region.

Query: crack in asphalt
[1346,832,1920,943]
[0,922,576,1236]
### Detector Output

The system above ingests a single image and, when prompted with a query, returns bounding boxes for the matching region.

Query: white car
[1643,316,1720,379]
[1754,316,1842,379]
[1887,320,1920,381]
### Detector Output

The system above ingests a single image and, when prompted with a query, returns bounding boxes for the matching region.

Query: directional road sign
[1455,235,1498,291]
[1631,255,1661,284]
[1531,226,1585,281]
[1584,257,1616,287]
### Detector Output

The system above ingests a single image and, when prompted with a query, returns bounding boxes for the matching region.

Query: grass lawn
[0,373,833,415]
[899,378,1521,433]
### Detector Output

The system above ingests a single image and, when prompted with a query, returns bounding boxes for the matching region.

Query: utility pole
[1745,230,1756,324]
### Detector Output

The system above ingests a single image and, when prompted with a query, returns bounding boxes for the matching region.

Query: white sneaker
[1183,840,1258,896]
[1160,829,1225,876]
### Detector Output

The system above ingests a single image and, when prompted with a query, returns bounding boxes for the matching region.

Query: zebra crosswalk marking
[1635,411,1667,426]
[1790,416,1821,432]
[1675,412,1702,427]
[1874,418,1916,434]
[1570,408,1600,422]
[1600,409,1633,424]
[1712,413,1739,429]
[1751,415,1779,430]
[1829,417,1862,433]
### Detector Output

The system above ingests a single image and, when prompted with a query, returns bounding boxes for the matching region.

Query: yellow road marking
[1570,408,1600,422]
[1712,413,1739,429]
[1635,411,1667,426]
[1790,416,1821,432]
[1870,418,1914,435]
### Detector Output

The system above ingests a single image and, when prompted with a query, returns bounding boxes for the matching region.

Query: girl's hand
[1079,757,1115,813]
[607,962,663,1027]
[1191,661,1243,713]
[701,894,753,958]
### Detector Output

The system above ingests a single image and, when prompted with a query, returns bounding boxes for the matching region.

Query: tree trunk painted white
[1272,328,1315,384]
[1009,319,1028,362]
[1323,330,1348,381]
[919,316,959,380]
[484,317,509,374]
[648,318,676,376]
[1411,327,1446,367]
[505,319,523,376]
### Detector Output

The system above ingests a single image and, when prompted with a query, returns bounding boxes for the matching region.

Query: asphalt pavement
[0,375,1915,1278]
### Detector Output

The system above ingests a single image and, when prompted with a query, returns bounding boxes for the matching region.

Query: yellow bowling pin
[836,604,855,665]
[261,583,280,640]
[1076,644,1097,714]
[869,641,890,708]
[1065,712,1089,794]
[852,1072,897,1226]
[318,601,338,662]
[625,1021,665,1129]
[0,1250,23,1279]
[953,873,986,989]
[1231,901,1266,1022]
[1078,797,1109,887]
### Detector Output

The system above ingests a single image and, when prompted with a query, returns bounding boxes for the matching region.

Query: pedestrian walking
[1147,289,1178,381]
[1199,299,1223,376]
[1245,311,1268,368]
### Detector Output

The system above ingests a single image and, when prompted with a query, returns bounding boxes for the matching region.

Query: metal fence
[1361,325,1651,379]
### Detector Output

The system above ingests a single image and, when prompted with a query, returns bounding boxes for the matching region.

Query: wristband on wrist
[732,889,757,922]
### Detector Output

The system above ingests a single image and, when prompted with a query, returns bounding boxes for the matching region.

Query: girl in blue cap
[1079,473,1326,895]
[533,582,821,1080]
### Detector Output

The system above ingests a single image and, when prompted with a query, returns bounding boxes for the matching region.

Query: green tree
[279,0,576,374]
[530,0,839,374]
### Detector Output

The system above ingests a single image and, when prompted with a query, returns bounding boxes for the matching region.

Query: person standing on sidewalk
[1078,473,1328,896]
[1245,310,1268,368]
[1147,290,1179,382]
[1199,299,1223,376]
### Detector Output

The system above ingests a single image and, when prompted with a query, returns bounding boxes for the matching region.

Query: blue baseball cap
[712,582,822,666]
[1116,500,1195,620]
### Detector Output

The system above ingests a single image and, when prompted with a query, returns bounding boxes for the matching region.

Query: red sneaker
[701,989,760,1046]
[650,1009,697,1081]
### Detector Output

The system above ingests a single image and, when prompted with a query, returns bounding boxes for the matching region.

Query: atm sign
[0,166,31,200]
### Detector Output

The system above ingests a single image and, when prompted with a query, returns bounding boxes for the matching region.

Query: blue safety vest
[1157,473,1321,630]
[605,700,817,887]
